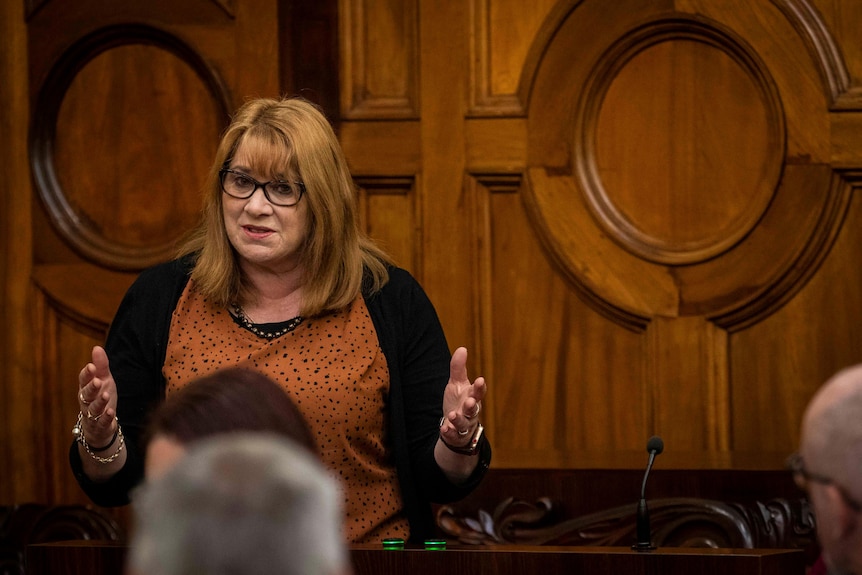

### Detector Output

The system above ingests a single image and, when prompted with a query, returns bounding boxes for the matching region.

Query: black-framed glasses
[786,452,862,512]
[219,168,305,207]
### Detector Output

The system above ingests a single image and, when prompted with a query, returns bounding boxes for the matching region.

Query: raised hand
[438,347,486,449]
[77,345,119,446]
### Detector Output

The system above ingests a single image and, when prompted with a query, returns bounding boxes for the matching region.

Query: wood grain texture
[339,0,419,118]
[0,0,35,505]
[2,0,279,510]
[467,0,559,116]
[23,541,806,575]
[5,0,862,513]
[355,176,421,275]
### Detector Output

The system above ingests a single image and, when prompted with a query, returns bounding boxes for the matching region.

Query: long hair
[178,96,391,316]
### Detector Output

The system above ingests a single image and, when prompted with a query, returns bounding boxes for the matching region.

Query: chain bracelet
[72,411,125,464]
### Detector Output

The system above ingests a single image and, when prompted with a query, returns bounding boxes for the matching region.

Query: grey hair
[803,364,862,500]
[128,433,349,575]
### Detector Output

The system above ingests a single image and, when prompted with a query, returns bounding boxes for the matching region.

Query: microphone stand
[632,436,663,551]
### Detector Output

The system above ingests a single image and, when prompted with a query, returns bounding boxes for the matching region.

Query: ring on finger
[458,428,470,436]
[79,391,91,406]
[465,402,481,420]
[86,409,103,422]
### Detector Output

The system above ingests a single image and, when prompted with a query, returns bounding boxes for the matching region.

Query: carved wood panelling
[525,8,849,325]
[438,495,815,550]
[471,172,648,461]
[30,24,230,271]
[25,0,236,21]
[729,188,862,453]
[0,0,33,505]
[0,503,125,575]
[577,18,785,266]
[807,0,862,107]
[279,0,340,121]
[468,0,559,117]
[355,176,421,276]
[774,0,862,110]
[32,285,105,505]
[7,0,280,511]
[491,0,861,466]
[646,317,730,452]
[339,0,419,119]
[7,0,862,512]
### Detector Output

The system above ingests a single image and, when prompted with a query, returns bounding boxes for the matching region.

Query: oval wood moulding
[575,17,785,266]
[30,24,231,270]
[524,7,850,324]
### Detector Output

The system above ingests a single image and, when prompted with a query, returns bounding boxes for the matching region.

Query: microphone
[632,435,664,551]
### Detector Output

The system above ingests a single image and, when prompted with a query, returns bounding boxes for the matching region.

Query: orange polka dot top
[163,281,410,542]
[69,257,491,542]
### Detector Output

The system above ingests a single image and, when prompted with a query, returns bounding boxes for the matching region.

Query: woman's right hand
[77,345,119,447]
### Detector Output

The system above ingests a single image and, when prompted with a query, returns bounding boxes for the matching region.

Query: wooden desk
[27,540,805,575]
[352,545,804,575]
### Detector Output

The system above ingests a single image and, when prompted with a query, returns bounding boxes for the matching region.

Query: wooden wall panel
[356,177,421,275]
[812,0,862,86]
[646,317,729,452]
[339,0,418,118]
[473,175,647,466]
[278,0,340,120]
[339,0,862,470]
[1,0,35,503]
[32,290,104,504]
[468,0,558,115]
[809,0,862,114]
[469,0,860,468]
[730,188,862,452]
[6,0,862,511]
[0,0,280,509]
[414,0,474,357]
[45,39,224,268]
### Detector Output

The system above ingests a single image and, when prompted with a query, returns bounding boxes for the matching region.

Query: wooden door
[1,0,288,509]
[338,0,862,470]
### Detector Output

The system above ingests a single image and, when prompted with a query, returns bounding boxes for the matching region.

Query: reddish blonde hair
[178,97,390,316]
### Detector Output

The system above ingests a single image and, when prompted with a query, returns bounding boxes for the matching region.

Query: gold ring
[458,428,470,436]
[86,409,103,422]
[79,391,91,405]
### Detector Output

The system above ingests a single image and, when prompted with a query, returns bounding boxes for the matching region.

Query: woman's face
[222,140,309,275]
[145,434,187,480]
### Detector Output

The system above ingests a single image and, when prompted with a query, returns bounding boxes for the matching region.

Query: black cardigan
[70,257,491,541]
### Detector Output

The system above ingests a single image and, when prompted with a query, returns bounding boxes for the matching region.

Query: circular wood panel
[522,10,851,323]
[578,24,784,265]
[31,25,230,270]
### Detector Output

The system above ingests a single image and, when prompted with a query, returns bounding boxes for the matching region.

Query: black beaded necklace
[232,304,303,340]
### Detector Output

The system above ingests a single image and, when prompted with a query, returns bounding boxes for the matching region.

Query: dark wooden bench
[3,469,818,573]
[1,504,123,575]
[433,468,819,563]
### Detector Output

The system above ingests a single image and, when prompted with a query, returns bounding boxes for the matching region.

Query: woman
[70,96,490,543]
[141,367,318,480]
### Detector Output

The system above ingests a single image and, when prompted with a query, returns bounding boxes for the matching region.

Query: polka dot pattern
[164,281,410,542]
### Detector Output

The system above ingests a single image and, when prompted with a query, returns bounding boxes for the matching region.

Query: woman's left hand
[439,346,486,448]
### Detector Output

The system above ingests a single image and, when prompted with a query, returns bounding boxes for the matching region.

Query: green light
[424,539,447,550]
[382,538,405,550]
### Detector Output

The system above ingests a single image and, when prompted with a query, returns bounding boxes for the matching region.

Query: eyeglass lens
[220,169,303,207]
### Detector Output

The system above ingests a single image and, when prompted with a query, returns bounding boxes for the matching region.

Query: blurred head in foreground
[129,432,350,575]
[796,364,862,575]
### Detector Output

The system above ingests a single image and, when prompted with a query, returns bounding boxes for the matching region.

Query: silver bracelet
[72,411,125,464]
